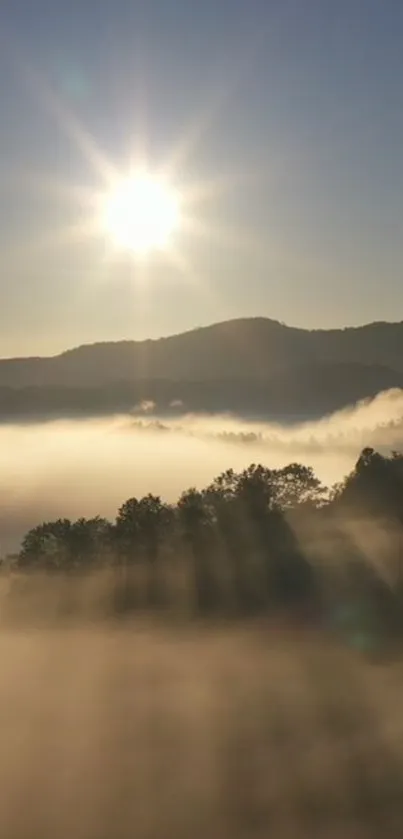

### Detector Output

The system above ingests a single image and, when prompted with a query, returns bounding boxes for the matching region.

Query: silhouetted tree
[235,464,315,609]
[271,463,327,510]
[204,471,256,614]
[113,497,142,611]
[335,448,403,528]
[13,450,403,639]
[69,517,113,568]
[136,494,174,607]
[115,498,140,562]
[19,518,72,570]
[177,488,216,614]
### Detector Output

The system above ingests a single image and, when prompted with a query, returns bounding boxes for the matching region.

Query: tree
[69,517,112,568]
[113,497,142,611]
[177,488,215,613]
[235,464,316,610]
[19,519,72,570]
[115,497,141,563]
[204,471,254,614]
[136,494,174,607]
[15,452,403,634]
[271,463,327,510]
[337,448,403,520]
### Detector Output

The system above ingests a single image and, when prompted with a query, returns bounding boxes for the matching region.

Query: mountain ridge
[0,317,402,420]
[3,316,403,363]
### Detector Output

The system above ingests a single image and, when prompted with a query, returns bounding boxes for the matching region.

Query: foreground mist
[1,386,403,552]
[0,615,403,838]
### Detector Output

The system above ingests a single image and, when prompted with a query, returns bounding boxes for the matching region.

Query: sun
[101,172,181,255]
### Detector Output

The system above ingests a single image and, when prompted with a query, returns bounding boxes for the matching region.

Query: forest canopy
[8,448,403,637]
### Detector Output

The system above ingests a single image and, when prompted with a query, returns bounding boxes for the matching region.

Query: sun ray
[9,43,117,187]
[1,166,97,208]
[161,21,272,177]
[34,80,118,187]
[183,214,268,260]
[181,168,267,206]
[2,218,102,272]
[166,245,218,308]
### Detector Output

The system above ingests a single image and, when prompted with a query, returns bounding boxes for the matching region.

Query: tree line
[11,448,403,634]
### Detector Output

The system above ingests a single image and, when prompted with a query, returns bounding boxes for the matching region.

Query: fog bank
[1,387,403,552]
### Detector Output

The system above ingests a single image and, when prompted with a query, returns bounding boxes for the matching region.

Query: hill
[0,317,402,419]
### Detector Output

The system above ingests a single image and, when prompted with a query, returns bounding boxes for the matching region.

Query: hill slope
[0,318,402,419]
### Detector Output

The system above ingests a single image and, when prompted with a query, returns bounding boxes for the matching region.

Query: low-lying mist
[1,387,403,553]
[1,622,403,838]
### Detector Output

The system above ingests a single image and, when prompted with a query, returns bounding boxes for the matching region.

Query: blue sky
[1,0,403,355]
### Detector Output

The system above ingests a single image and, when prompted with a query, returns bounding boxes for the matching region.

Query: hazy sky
[1,0,403,356]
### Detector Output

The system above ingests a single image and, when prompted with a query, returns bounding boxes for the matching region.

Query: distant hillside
[0,318,402,419]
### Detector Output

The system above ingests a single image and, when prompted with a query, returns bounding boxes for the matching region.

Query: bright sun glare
[102,172,181,254]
